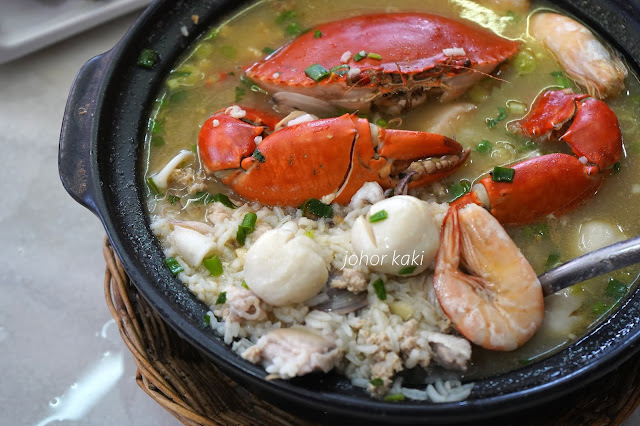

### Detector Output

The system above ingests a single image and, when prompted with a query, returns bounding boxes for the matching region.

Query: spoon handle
[539,236,640,297]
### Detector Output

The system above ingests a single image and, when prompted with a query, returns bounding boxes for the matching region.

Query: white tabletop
[1,6,639,426]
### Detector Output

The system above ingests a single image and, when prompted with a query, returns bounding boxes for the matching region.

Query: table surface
[1,7,639,426]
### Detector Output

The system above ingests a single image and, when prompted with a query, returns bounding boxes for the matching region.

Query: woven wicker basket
[103,237,640,425]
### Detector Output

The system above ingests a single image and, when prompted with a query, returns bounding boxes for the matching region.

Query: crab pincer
[454,89,623,225]
[198,107,469,206]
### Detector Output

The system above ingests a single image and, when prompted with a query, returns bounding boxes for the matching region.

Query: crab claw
[198,108,468,206]
[454,89,622,225]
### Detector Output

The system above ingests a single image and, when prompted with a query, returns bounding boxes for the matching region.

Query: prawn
[433,204,544,351]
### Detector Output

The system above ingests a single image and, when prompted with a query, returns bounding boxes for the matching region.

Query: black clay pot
[59,0,640,423]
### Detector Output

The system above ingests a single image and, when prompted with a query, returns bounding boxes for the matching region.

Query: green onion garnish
[517,140,537,153]
[545,253,561,271]
[314,30,323,38]
[241,212,258,233]
[518,358,532,366]
[236,225,247,246]
[354,51,368,61]
[305,64,331,82]
[164,257,183,275]
[252,148,266,163]
[152,136,165,147]
[171,70,192,78]
[383,394,405,402]
[137,49,159,69]
[203,313,211,327]
[276,10,296,24]
[204,255,223,277]
[169,90,188,103]
[369,210,388,223]
[194,192,238,209]
[398,265,417,275]
[300,198,333,219]
[523,223,549,241]
[215,291,227,305]
[150,118,165,134]
[491,166,515,183]
[330,64,350,77]
[367,52,382,60]
[147,177,160,195]
[241,280,249,289]
[235,86,246,102]
[606,278,627,299]
[240,75,268,94]
[376,118,388,128]
[370,378,384,386]
[475,139,492,154]
[220,45,237,59]
[486,107,508,128]
[262,47,275,54]
[592,301,609,315]
[448,180,471,202]
[372,278,386,300]
[286,22,304,35]
[168,195,180,205]
[551,71,575,90]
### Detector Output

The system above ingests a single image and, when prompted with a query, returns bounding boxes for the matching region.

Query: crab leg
[198,109,468,206]
[454,89,622,225]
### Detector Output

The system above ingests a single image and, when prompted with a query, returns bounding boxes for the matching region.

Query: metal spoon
[539,236,640,297]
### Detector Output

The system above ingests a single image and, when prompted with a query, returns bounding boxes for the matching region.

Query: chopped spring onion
[170,70,192,78]
[330,64,350,77]
[215,291,227,305]
[513,50,536,74]
[150,118,165,134]
[204,255,223,277]
[383,394,405,402]
[486,107,508,128]
[147,177,160,195]
[518,358,532,366]
[301,198,333,219]
[252,148,266,163]
[276,10,296,24]
[203,313,211,327]
[369,210,388,223]
[235,86,246,103]
[448,180,471,202]
[613,162,621,173]
[367,52,382,60]
[241,75,268,94]
[354,51,368,61]
[375,118,388,128]
[517,140,537,153]
[236,226,247,246]
[191,144,198,153]
[168,195,180,205]
[220,45,237,59]
[305,64,331,82]
[193,192,238,209]
[137,49,159,69]
[491,166,515,183]
[314,30,323,38]
[370,378,384,386]
[475,139,492,154]
[169,90,188,103]
[286,22,304,36]
[504,11,520,22]
[164,257,183,275]
[241,212,258,233]
[241,280,249,289]
[551,71,575,90]
[545,253,561,270]
[262,47,275,55]
[523,223,549,240]
[606,278,627,299]
[152,136,165,147]
[372,278,387,300]
[398,265,417,275]
[592,301,609,315]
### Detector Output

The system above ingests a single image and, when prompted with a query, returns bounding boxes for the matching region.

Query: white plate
[0,0,153,64]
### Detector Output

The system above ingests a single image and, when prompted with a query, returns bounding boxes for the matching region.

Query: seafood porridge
[143,0,640,400]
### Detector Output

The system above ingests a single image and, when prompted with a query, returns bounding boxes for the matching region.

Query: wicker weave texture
[103,237,640,425]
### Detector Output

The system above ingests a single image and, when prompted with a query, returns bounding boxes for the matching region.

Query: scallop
[350,196,440,276]
[244,227,328,306]
[576,219,626,256]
